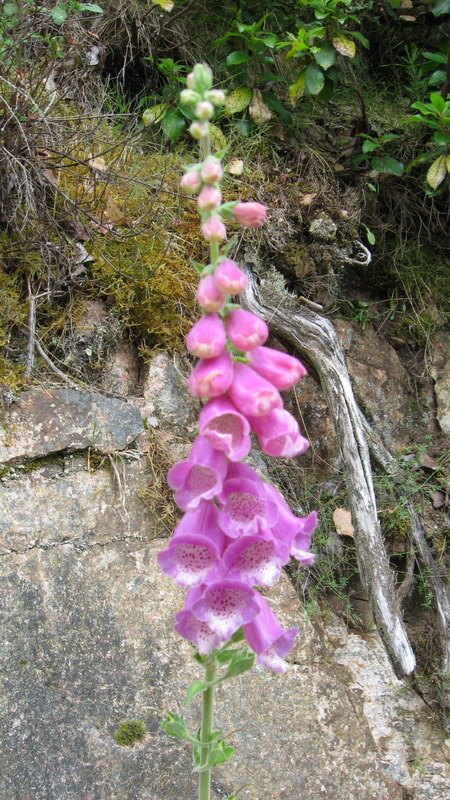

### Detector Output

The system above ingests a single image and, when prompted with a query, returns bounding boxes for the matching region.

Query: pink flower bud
[248,346,307,390]
[179,89,200,105]
[186,314,226,359]
[248,408,309,458]
[226,309,268,351]
[201,214,227,243]
[214,260,247,295]
[200,157,223,184]
[197,274,225,313]
[232,201,267,227]
[228,362,282,417]
[180,170,202,193]
[195,101,214,120]
[197,185,222,211]
[186,71,195,89]
[188,351,234,398]
[189,121,209,139]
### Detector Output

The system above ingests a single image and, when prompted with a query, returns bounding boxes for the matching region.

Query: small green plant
[353,132,404,177]
[114,719,146,746]
[406,92,450,193]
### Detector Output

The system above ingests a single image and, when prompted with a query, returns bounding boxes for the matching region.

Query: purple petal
[243,594,298,672]
[190,579,260,638]
[217,477,278,538]
[167,436,228,510]
[174,609,223,653]
[223,533,290,586]
[199,396,251,461]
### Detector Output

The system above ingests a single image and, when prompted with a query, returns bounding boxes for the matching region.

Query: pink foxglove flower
[248,408,309,458]
[189,580,260,639]
[232,201,267,227]
[228,362,282,417]
[175,599,223,653]
[186,314,226,359]
[243,594,298,673]
[248,346,307,390]
[226,309,268,351]
[167,435,228,510]
[180,170,201,193]
[188,351,234,398]
[265,483,316,564]
[213,260,247,295]
[290,511,318,564]
[200,157,223,184]
[157,502,225,587]
[197,185,222,211]
[197,274,225,313]
[216,475,278,538]
[223,533,290,587]
[195,100,214,120]
[199,396,251,461]
[201,214,227,242]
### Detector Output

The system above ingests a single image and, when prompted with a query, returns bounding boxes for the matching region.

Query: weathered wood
[242,271,416,678]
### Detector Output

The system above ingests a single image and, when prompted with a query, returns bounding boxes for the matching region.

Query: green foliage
[114,719,146,746]
[407,93,450,192]
[354,133,404,176]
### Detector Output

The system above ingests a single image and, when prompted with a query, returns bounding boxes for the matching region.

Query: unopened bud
[189,121,209,140]
[198,185,222,211]
[180,170,202,193]
[200,157,223,184]
[179,89,200,105]
[205,89,226,107]
[191,63,213,93]
[201,214,227,243]
[195,101,214,120]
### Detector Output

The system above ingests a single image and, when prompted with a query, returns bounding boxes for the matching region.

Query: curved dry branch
[242,270,416,679]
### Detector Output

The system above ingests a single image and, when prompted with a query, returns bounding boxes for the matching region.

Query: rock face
[1,353,448,800]
[430,330,450,436]
[0,388,144,464]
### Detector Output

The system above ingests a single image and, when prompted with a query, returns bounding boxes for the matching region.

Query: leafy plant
[353,132,404,176]
[406,92,450,192]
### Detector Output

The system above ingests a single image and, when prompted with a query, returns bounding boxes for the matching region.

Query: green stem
[199,659,216,800]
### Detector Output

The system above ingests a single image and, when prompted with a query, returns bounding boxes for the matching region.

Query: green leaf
[215,649,237,664]
[432,0,450,16]
[371,156,404,176]
[229,627,245,644]
[51,5,67,24]
[332,34,356,59]
[314,41,336,70]
[142,103,168,125]
[347,30,370,48]
[209,124,227,150]
[225,652,255,679]
[4,4,17,16]
[223,88,252,115]
[447,154,450,174]
[362,139,378,154]
[226,51,249,67]
[261,92,292,123]
[434,131,450,146]
[161,108,186,142]
[423,51,448,64]
[161,713,192,741]
[410,101,434,115]
[305,64,325,95]
[232,118,251,136]
[289,70,306,103]
[78,3,104,12]
[184,680,207,705]
[430,92,445,113]
[426,154,447,188]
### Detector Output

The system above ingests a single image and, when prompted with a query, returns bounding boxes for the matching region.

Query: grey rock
[0,388,144,464]
[309,215,337,241]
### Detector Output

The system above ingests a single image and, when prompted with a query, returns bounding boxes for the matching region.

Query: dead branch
[242,269,416,679]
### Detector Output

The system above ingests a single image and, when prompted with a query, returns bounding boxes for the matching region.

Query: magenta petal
[186,314,227,359]
[213,260,247,295]
[190,580,260,638]
[248,346,307,390]
[291,511,318,564]
[226,309,268,351]
[228,362,282,417]
[217,476,277,538]
[199,396,251,461]
[248,409,309,458]
[167,436,228,510]
[157,532,224,587]
[174,609,223,653]
[223,533,289,586]
[188,351,234,398]
[243,594,298,672]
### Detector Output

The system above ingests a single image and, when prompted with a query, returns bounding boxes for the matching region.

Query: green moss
[114,719,146,747]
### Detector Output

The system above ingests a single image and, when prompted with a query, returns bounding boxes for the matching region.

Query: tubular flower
[157,502,226,587]
[201,215,227,242]
[222,533,290,587]
[248,408,309,458]
[243,594,298,673]
[216,475,278,538]
[167,435,228,510]
[189,580,261,639]
[199,396,251,461]
[228,362,282,417]
[186,314,227,359]
[226,309,268,351]
[188,351,234,398]
[247,346,307,390]
[232,201,267,227]
[197,275,225,313]
[213,260,247,295]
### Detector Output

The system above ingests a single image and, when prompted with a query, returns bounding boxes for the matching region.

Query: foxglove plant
[159,63,317,800]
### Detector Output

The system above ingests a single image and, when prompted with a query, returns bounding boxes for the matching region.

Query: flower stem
[198,659,216,800]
